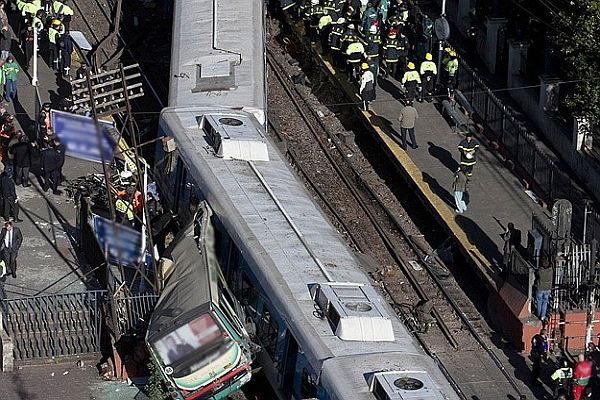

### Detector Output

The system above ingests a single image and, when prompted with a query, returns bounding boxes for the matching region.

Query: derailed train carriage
[147,0,461,398]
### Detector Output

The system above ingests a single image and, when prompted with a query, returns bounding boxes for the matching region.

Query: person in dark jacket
[11,132,31,187]
[41,140,62,195]
[452,166,468,213]
[0,221,23,279]
[530,328,548,385]
[0,25,11,61]
[0,169,20,222]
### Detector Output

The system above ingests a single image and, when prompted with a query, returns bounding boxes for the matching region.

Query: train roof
[169,0,266,114]
[146,215,216,341]
[159,107,460,399]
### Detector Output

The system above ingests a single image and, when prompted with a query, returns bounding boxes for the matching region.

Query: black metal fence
[1,291,106,361]
[457,59,600,244]
[111,292,159,339]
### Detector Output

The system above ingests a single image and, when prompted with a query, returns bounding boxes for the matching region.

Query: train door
[280,331,298,398]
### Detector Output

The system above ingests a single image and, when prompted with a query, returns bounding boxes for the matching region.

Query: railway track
[266,45,528,399]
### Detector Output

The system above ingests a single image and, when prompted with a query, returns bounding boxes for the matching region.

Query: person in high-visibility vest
[48,19,65,71]
[401,62,421,103]
[419,52,437,101]
[115,194,135,225]
[444,49,459,93]
[318,10,333,54]
[304,0,323,44]
[382,28,399,78]
[52,0,73,31]
[344,27,364,82]
[457,131,480,177]
[363,23,380,85]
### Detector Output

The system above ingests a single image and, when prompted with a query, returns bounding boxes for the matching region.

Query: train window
[257,306,279,358]
[300,369,317,398]
[193,61,236,92]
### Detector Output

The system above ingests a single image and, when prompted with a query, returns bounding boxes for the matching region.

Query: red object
[573,383,586,400]
[574,360,592,381]
[388,28,397,37]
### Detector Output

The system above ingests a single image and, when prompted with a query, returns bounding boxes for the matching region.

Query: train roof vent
[311,282,394,342]
[370,371,444,400]
[201,114,269,161]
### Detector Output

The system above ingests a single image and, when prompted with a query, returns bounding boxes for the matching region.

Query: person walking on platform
[535,257,553,322]
[328,18,345,68]
[358,62,374,111]
[401,62,421,103]
[0,169,21,222]
[364,23,380,85]
[0,24,11,61]
[457,132,479,177]
[452,166,468,213]
[382,28,400,78]
[397,101,418,150]
[20,25,34,71]
[0,221,23,279]
[41,138,62,195]
[59,27,73,76]
[318,10,333,54]
[12,132,31,187]
[530,328,548,385]
[3,55,19,102]
[443,49,459,94]
[573,353,593,400]
[344,28,365,82]
[551,358,573,400]
[419,52,437,101]
[48,19,65,71]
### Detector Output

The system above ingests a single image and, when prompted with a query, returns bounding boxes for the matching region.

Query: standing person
[457,132,479,177]
[401,62,421,103]
[328,18,345,68]
[397,101,418,150]
[3,55,18,102]
[0,24,11,61]
[52,0,74,31]
[501,222,522,275]
[551,358,573,400]
[12,132,31,187]
[48,19,65,71]
[530,328,548,385]
[358,62,375,111]
[0,221,23,279]
[40,141,61,194]
[419,52,437,101]
[0,169,20,222]
[59,31,73,76]
[535,257,553,322]
[20,25,34,71]
[573,353,593,400]
[452,166,468,213]
[382,28,399,78]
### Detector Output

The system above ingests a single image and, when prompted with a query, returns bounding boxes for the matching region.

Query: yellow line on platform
[309,44,500,290]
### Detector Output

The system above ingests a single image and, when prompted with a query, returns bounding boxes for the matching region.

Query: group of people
[282,0,459,110]
[531,329,599,399]
[16,0,74,76]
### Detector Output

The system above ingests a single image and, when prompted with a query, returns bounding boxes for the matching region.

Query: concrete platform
[0,10,97,299]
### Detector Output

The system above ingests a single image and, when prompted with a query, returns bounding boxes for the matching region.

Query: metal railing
[112,292,158,339]
[0,291,106,360]
[456,59,600,245]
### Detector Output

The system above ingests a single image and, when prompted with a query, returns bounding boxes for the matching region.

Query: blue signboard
[92,214,143,267]
[51,110,117,163]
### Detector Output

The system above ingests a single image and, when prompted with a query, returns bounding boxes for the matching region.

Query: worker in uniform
[323,0,342,18]
[457,131,479,177]
[59,30,73,76]
[530,328,547,385]
[573,353,593,400]
[358,62,374,111]
[396,30,409,75]
[318,10,333,54]
[328,17,345,68]
[382,28,399,79]
[443,49,459,94]
[304,0,324,44]
[400,62,421,103]
[551,358,573,400]
[115,192,135,226]
[419,52,437,101]
[344,0,361,24]
[48,19,65,71]
[364,23,380,86]
[52,0,74,31]
[344,29,365,82]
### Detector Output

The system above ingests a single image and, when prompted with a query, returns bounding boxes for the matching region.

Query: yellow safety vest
[115,199,134,221]
[49,26,65,44]
[402,70,422,84]
[53,1,73,15]
[420,60,437,75]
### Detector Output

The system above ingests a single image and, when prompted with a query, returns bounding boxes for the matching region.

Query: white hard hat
[311,0,319,4]
[348,23,355,30]
[337,17,346,24]
[369,24,377,33]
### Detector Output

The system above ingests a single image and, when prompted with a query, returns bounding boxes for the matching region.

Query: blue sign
[51,110,117,163]
[92,214,143,266]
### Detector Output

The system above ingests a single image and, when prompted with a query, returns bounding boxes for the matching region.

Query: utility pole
[32,27,38,87]
[434,1,450,85]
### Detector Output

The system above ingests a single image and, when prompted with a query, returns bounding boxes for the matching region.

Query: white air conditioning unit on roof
[370,371,444,400]
[311,282,394,341]
[201,114,269,161]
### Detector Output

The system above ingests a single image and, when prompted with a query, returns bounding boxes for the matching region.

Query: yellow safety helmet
[361,62,369,70]
[425,53,433,61]
[407,62,415,70]
[449,50,457,57]
[51,19,61,26]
